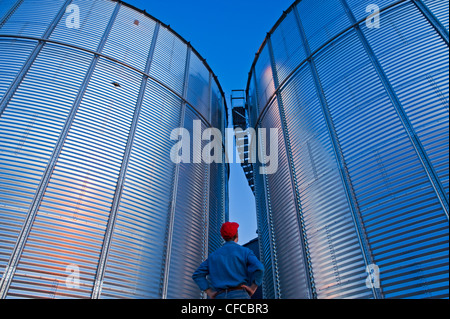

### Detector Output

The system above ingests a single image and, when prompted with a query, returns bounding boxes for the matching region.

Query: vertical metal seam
[222,95,227,227]
[0,0,74,117]
[340,0,449,219]
[250,0,409,130]
[252,66,281,299]
[261,140,281,299]
[0,33,218,127]
[201,142,210,300]
[203,166,210,259]
[253,179,266,299]
[0,0,24,27]
[411,0,449,45]
[251,125,269,299]
[0,42,42,117]
[224,160,229,222]
[203,72,212,264]
[91,21,161,299]
[160,45,192,299]
[208,72,213,127]
[223,149,227,225]
[72,1,122,298]
[267,35,316,299]
[221,105,227,228]
[293,4,381,299]
[0,0,75,299]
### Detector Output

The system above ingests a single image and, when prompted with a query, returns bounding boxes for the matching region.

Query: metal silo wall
[248,0,449,299]
[0,0,228,299]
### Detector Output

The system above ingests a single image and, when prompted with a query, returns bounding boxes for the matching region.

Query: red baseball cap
[220,222,239,241]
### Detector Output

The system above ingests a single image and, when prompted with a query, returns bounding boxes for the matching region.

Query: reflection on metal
[293,4,380,299]
[247,0,449,299]
[267,35,316,299]
[340,0,448,219]
[0,0,73,116]
[91,19,160,300]
[161,45,191,300]
[231,89,255,193]
[0,0,24,28]
[0,0,77,298]
[0,0,227,299]
[251,67,281,299]
[412,0,449,45]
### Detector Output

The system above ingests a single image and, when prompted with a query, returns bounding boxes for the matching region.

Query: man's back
[192,222,264,299]
[208,241,257,289]
[192,241,264,292]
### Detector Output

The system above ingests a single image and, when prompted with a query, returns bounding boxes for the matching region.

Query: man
[192,222,264,299]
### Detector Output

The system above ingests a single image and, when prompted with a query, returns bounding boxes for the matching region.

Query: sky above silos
[125,0,294,244]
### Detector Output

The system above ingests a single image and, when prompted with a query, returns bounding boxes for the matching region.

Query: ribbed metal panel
[209,83,226,252]
[187,52,211,122]
[0,44,93,298]
[363,2,449,198]
[165,106,209,299]
[102,4,156,72]
[6,57,142,299]
[270,9,306,85]
[296,0,351,53]
[210,80,221,132]
[345,0,397,21]
[247,75,259,129]
[50,0,117,52]
[280,63,372,299]
[247,63,278,299]
[0,0,62,38]
[315,26,448,298]
[423,0,449,31]
[0,0,20,23]
[100,81,181,299]
[0,38,36,100]
[208,80,227,254]
[0,0,227,299]
[253,158,277,299]
[247,0,449,299]
[260,100,310,299]
[208,161,225,255]
[254,45,275,115]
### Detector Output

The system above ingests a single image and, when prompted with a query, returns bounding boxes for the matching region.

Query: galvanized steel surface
[0,0,228,299]
[247,0,449,299]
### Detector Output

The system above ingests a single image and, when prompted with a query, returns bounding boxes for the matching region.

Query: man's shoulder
[225,242,253,255]
[213,242,250,253]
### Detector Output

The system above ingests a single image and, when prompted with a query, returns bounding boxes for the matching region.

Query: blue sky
[125,0,294,244]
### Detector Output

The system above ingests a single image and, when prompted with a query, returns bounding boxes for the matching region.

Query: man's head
[220,222,239,242]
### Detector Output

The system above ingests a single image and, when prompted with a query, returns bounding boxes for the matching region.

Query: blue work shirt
[192,241,264,292]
